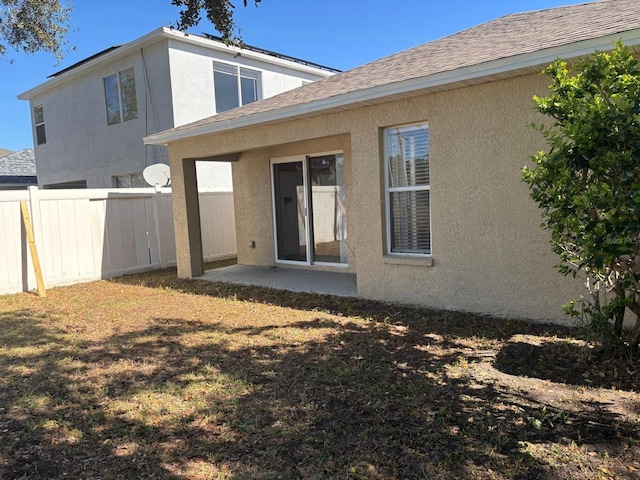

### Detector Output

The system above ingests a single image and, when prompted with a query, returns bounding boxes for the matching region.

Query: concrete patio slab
[196,264,357,297]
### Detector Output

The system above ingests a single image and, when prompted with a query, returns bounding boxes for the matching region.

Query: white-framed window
[114,173,146,188]
[213,62,261,113]
[33,104,46,145]
[384,123,431,255]
[104,67,138,126]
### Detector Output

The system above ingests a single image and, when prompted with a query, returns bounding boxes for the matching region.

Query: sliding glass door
[272,161,307,261]
[272,154,347,266]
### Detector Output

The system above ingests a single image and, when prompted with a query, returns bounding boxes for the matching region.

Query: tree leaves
[0,0,71,60]
[171,0,262,44]
[0,0,263,60]
[523,42,640,352]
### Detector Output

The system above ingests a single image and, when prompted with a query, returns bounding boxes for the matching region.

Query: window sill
[383,255,434,267]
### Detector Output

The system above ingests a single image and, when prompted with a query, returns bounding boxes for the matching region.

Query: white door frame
[270,151,346,267]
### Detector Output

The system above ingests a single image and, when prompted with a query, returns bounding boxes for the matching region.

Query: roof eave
[144,28,640,146]
[17,27,169,100]
[18,27,335,101]
[168,32,338,76]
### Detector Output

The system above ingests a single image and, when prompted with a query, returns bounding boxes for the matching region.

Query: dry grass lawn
[1,258,639,479]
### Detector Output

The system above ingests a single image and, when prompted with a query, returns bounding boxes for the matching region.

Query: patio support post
[172,157,204,278]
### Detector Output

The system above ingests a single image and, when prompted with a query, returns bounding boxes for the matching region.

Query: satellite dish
[143,163,171,187]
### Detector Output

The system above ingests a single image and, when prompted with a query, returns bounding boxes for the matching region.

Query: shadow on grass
[496,341,589,386]
[1,300,639,478]
[495,339,640,390]
[113,264,640,392]
[114,263,573,342]
[0,310,60,348]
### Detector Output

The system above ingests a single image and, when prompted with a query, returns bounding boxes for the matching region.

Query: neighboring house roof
[0,148,37,186]
[18,27,338,101]
[145,0,640,145]
[0,148,14,157]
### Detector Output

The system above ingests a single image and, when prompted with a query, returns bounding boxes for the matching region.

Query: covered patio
[197,264,357,297]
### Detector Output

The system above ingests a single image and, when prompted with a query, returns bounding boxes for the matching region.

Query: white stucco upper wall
[24,41,174,187]
[166,38,332,127]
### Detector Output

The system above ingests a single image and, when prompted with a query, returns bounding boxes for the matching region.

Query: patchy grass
[0,258,639,479]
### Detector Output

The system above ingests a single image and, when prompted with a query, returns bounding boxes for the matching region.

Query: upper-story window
[104,67,138,126]
[213,62,261,113]
[34,104,46,145]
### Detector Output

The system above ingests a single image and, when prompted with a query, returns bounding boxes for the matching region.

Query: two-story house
[18,27,338,189]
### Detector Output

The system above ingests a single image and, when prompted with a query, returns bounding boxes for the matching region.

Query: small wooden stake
[20,200,46,297]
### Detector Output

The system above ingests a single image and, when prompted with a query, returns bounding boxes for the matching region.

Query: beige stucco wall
[230,135,354,270]
[168,71,585,323]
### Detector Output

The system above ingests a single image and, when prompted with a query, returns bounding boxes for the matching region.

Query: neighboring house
[18,28,338,189]
[0,148,37,189]
[145,0,640,323]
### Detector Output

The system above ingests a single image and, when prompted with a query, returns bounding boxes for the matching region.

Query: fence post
[152,184,166,268]
[26,186,42,290]
[20,200,46,296]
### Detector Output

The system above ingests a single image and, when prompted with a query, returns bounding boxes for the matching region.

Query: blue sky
[0,0,588,151]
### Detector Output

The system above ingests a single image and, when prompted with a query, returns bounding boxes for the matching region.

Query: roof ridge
[345,0,604,73]
[500,0,599,19]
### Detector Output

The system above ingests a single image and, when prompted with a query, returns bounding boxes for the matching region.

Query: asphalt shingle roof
[0,148,37,185]
[157,0,640,140]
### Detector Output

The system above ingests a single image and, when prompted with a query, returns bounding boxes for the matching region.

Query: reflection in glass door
[272,154,347,265]
[273,161,307,261]
[309,155,347,264]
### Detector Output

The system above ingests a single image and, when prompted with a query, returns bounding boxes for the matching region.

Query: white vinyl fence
[0,186,236,294]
